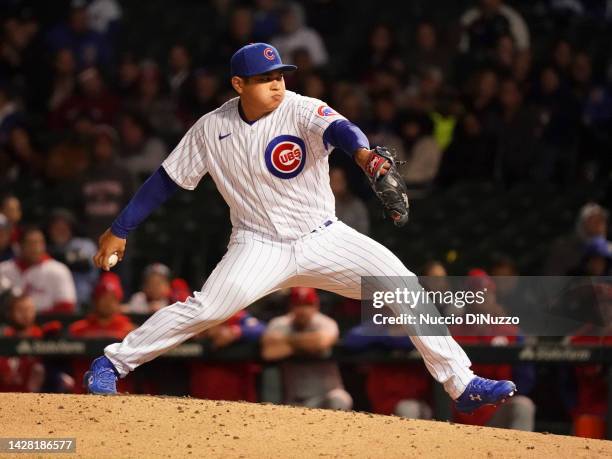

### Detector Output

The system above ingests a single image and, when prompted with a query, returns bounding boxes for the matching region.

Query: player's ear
[231,76,244,94]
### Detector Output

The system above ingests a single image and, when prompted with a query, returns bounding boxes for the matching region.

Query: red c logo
[263,47,275,61]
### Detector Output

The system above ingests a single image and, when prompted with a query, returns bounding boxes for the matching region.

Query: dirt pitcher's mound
[0,393,610,458]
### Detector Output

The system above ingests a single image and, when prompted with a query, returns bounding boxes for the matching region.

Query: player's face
[233,71,285,116]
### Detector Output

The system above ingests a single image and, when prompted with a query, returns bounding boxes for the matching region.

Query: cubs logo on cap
[231,43,297,77]
[263,47,275,60]
[264,135,306,179]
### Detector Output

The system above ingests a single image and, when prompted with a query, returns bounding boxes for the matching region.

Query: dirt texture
[0,393,610,458]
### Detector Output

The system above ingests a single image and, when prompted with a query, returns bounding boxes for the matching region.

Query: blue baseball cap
[230,43,297,77]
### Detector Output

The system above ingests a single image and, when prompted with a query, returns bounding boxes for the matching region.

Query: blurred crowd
[0,0,611,440]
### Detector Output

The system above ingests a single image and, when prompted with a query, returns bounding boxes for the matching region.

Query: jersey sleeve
[296,96,347,157]
[162,119,209,190]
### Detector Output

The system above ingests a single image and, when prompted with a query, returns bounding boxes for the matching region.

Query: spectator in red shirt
[565,284,612,438]
[0,226,77,314]
[0,294,45,392]
[49,67,119,130]
[69,272,133,339]
[69,272,134,393]
[189,310,265,402]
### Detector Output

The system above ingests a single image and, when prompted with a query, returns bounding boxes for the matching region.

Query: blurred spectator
[79,124,135,239]
[214,6,255,65]
[567,299,612,439]
[69,272,132,338]
[437,112,495,185]
[452,270,536,431]
[118,112,168,178]
[406,20,451,79]
[466,69,500,119]
[45,127,90,182]
[252,0,281,41]
[0,214,14,262]
[45,2,112,70]
[167,44,192,98]
[353,23,404,83]
[86,0,122,38]
[47,48,77,111]
[189,310,265,401]
[397,111,443,190]
[115,52,141,97]
[124,60,182,141]
[0,226,77,314]
[180,68,220,126]
[46,208,98,309]
[487,78,541,185]
[329,167,369,235]
[299,72,328,100]
[492,34,515,75]
[126,263,172,314]
[459,0,530,57]
[551,39,573,83]
[3,126,45,183]
[403,66,446,114]
[1,194,22,244]
[0,294,45,392]
[420,260,453,314]
[0,84,21,146]
[271,2,328,67]
[0,13,43,108]
[69,272,134,394]
[531,66,580,184]
[262,287,352,410]
[49,67,120,130]
[344,323,433,419]
[544,203,610,275]
[568,236,612,276]
[488,255,530,318]
[568,334,612,438]
[570,51,593,103]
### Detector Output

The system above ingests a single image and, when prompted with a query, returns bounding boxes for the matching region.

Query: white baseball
[108,253,119,268]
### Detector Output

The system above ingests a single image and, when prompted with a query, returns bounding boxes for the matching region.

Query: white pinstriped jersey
[162,91,347,240]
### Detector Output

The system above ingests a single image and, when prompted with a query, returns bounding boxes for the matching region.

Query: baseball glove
[364,146,410,227]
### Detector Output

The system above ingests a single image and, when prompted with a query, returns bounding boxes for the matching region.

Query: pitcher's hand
[93,228,127,271]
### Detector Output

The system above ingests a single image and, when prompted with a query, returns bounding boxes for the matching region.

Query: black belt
[311,220,333,233]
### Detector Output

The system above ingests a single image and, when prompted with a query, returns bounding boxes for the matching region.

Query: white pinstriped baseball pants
[105,221,474,399]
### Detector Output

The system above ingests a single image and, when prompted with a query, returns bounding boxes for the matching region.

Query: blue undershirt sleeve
[110,166,180,238]
[322,120,370,157]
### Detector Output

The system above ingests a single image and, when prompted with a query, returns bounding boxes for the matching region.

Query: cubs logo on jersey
[317,105,338,117]
[264,135,306,179]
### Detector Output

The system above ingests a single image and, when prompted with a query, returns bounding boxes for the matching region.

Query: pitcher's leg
[105,239,294,377]
[299,222,474,398]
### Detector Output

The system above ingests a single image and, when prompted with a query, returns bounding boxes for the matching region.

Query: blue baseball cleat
[455,377,516,413]
[83,356,119,395]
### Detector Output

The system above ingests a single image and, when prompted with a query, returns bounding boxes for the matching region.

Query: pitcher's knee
[326,388,353,411]
[183,293,240,324]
